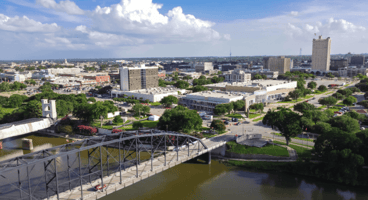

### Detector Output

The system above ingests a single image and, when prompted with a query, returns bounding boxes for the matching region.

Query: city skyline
[1,0,368,60]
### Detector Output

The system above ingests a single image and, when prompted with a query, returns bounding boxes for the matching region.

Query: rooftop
[186,90,250,99]
[205,80,293,88]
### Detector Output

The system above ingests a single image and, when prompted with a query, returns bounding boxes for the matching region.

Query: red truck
[328,84,339,88]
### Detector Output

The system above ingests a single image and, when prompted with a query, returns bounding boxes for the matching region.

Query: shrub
[59,125,73,134]
[77,125,98,136]
[210,120,226,131]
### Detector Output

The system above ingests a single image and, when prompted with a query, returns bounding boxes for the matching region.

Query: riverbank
[225,160,368,187]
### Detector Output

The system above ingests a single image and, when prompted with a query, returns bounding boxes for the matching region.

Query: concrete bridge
[0,99,57,140]
[0,130,226,200]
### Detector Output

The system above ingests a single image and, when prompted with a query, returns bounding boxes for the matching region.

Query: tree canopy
[157,105,202,133]
[160,95,178,107]
[262,108,302,145]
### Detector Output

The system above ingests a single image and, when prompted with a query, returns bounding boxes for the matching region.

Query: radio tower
[300,48,302,56]
[230,48,232,62]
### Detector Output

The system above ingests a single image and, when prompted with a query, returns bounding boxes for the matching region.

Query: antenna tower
[230,48,232,61]
[300,48,302,56]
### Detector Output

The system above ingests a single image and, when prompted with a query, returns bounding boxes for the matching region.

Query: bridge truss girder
[0,130,207,200]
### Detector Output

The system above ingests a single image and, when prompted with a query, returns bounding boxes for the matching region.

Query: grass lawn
[337,102,345,106]
[118,120,159,130]
[248,113,261,119]
[149,102,162,106]
[272,140,312,159]
[226,141,289,157]
[91,120,132,130]
[317,105,326,109]
[253,117,264,122]
[226,113,245,119]
[313,90,328,95]
[327,107,340,113]
[271,132,315,142]
[303,95,314,99]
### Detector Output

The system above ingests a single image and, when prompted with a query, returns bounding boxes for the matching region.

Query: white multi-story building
[111,87,186,102]
[224,69,251,82]
[312,36,331,71]
[194,62,213,72]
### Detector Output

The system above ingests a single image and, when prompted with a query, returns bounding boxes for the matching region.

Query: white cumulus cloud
[88,0,225,41]
[0,14,59,32]
[36,0,84,15]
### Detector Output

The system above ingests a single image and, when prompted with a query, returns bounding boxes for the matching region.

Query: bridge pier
[193,151,211,164]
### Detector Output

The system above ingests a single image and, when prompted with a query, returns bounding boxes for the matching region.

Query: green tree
[132,104,150,116]
[307,81,317,89]
[192,85,208,92]
[313,121,332,134]
[160,95,178,107]
[303,110,329,125]
[318,85,328,92]
[214,104,228,115]
[133,121,144,129]
[249,103,264,113]
[253,74,262,80]
[8,94,28,108]
[328,115,360,133]
[289,89,301,101]
[294,102,316,113]
[113,115,124,124]
[175,80,189,89]
[87,97,96,102]
[90,101,109,121]
[318,96,337,108]
[301,88,312,97]
[343,96,357,106]
[262,108,302,145]
[344,110,366,122]
[338,88,353,97]
[56,99,74,117]
[332,92,344,100]
[0,82,10,92]
[157,105,202,133]
[232,100,245,111]
[210,120,226,131]
[24,100,42,118]
[159,79,166,87]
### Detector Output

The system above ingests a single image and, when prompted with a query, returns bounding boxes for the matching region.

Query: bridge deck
[49,139,226,200]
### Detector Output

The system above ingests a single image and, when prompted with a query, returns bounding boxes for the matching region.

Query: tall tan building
[120,65,159,91]
[263,56,291,75]
[312,36,331,71]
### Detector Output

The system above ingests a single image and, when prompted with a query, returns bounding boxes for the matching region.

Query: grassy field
[118,120,159,130]
[337,102,345,106]
[270,132,315,142]
[313,90,328,95]
[327,106,341,113]
[149,102,162,106]
[317,105,326,110]
[226,113,244,119]
[272,140,313,159]
[248,113,261,119]
[253,117,264,122]
[226,141,289,157]
[91,120,132,129]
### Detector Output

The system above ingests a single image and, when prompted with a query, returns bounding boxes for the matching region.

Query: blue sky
[0,0,367,60]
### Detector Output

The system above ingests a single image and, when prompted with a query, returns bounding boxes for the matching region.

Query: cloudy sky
[0,0,368,60]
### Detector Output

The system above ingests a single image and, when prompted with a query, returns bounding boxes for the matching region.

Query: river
[101,160,368,200]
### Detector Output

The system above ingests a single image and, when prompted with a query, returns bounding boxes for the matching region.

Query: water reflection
[101,161,368,200]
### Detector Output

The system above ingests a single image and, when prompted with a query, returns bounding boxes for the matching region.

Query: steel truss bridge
[0,130,226,200]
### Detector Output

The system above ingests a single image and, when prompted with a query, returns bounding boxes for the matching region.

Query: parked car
[334,111,342,114]
[224,121,229,125]
[94,184,107,191]
[232,118,238,122]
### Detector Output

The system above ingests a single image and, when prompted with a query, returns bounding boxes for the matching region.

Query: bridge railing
[0,130,207,200]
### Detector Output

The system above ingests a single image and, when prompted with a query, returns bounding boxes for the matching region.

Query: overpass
[0,130,226,200]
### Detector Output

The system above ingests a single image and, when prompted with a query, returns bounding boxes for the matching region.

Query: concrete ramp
[0,118,54,140]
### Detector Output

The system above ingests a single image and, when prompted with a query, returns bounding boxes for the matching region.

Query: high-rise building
[350,55,365,66]
[312,36,331,71]
[263,56,291,75]
[120,64,159,91]
[330,59,348,71]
